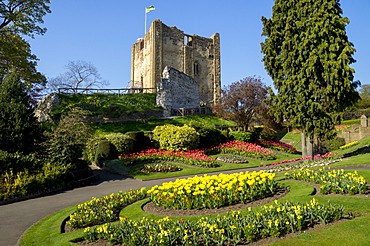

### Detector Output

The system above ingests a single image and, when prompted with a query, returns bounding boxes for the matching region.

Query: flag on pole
[146,6,155,13]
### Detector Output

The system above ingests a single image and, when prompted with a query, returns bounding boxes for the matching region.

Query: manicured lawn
[19,172,370,245]
[18,134,370,245]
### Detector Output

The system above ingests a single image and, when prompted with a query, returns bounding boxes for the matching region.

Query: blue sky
[28,0,370,90]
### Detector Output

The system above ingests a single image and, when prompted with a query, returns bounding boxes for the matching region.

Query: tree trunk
[301,132,313,157]
[301,132,307,157]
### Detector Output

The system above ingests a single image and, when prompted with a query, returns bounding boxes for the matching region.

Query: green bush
[220,130,229,139]
[0,150,40,173]
[321,137,346,151]
[106,133,134,154]
[152,124,200,150]
[258,126,278,140]
[95,140,117,167]
[229,131,253,142]
[84,135,108,163]
[124,131,152,153]
[44,108,92,165]
[197,128,226,148]
[0,163,70,200]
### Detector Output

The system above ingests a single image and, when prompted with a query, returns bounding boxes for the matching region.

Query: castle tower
[130,19,221,105]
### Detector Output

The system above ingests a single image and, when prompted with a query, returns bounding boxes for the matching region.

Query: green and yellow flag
[145,6,155,13]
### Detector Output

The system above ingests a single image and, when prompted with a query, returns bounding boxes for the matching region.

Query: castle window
[184,35,193,46]
[194,62,199,75]
[140,40,144,50]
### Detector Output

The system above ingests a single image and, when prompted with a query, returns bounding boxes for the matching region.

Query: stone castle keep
[130,19,221,106]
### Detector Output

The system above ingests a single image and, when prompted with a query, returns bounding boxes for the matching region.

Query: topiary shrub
[152,124,200,150]
[94,140,117,167]
[258,126,278,140]
[197,127,226,148]
[105,133,134,154]
[124,131,152,153]
[321,137,346,152]
[229,131,253,142]
[83,135,108,163]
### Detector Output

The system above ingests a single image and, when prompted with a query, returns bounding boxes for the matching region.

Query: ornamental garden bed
[62,169,369,246]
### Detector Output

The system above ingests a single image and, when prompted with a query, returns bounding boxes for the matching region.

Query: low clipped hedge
[152,124,200,150]
[229,131,253,143]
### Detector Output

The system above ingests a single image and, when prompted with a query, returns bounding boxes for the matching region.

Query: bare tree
[48,60,109,94]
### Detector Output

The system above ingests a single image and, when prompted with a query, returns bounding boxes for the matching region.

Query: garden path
[0,165,369,246]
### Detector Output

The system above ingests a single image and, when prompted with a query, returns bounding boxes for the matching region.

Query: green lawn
[18,131,370,245]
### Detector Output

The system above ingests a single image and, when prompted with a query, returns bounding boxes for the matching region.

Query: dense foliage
[229,131,253,143]
[261,0,360,155]
[95,140,117,168]
[0,73,41,153]
[44,108,92,166]
[212,76,268,129]
[0,0,50,97]
[152,124,200,150]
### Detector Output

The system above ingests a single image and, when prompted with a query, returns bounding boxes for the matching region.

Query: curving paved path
[1,165,369,246]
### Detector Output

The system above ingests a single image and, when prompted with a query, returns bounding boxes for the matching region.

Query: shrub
[229,131,253,142]
[259,127,278,140]
[44,108,92,165]
[0,162,71,200]
[152,124,200,150]
[321,136,345,151]
[220,130,229,139]
[0,150,40,173]
[197,127,226,148]
[124,131,152,152]
[95,140,117,167]
[105,133,134,154]
[83,135,108,163]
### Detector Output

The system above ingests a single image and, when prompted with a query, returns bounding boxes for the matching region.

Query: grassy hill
[50,93,161,119]
[49,93,237,134]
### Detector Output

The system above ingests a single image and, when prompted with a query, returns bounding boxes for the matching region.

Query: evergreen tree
[0,72,39,153]
[261,0,360,156]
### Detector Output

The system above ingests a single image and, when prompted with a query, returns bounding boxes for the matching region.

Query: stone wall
[338,115,370,143]
[156,66,200,117]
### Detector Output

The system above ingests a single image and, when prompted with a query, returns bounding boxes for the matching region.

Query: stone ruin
[156,66,200,117]
[337,115,370,144]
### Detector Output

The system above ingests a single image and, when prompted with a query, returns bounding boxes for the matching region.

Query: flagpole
[144,7,147,36]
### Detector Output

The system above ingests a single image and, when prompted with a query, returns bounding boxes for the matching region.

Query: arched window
[194,62,199,75]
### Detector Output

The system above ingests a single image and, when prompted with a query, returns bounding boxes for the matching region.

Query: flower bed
[339,141,359,149]
[84,198,344,245]
[147,171,278,209]
[141,163,182,173]
[216,154,249,164]
[206,140,277,160]
[285,168,367,195]
[119,149,218,168]
[67,188,147,228]
[263,153,339,173]
[256,139,297,153]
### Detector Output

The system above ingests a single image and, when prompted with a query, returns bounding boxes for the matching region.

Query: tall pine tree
[0,72,39,153]
[261,0,360,156]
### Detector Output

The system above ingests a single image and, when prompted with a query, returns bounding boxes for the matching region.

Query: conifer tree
[261,0,360,156]
[0,72,39,153]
